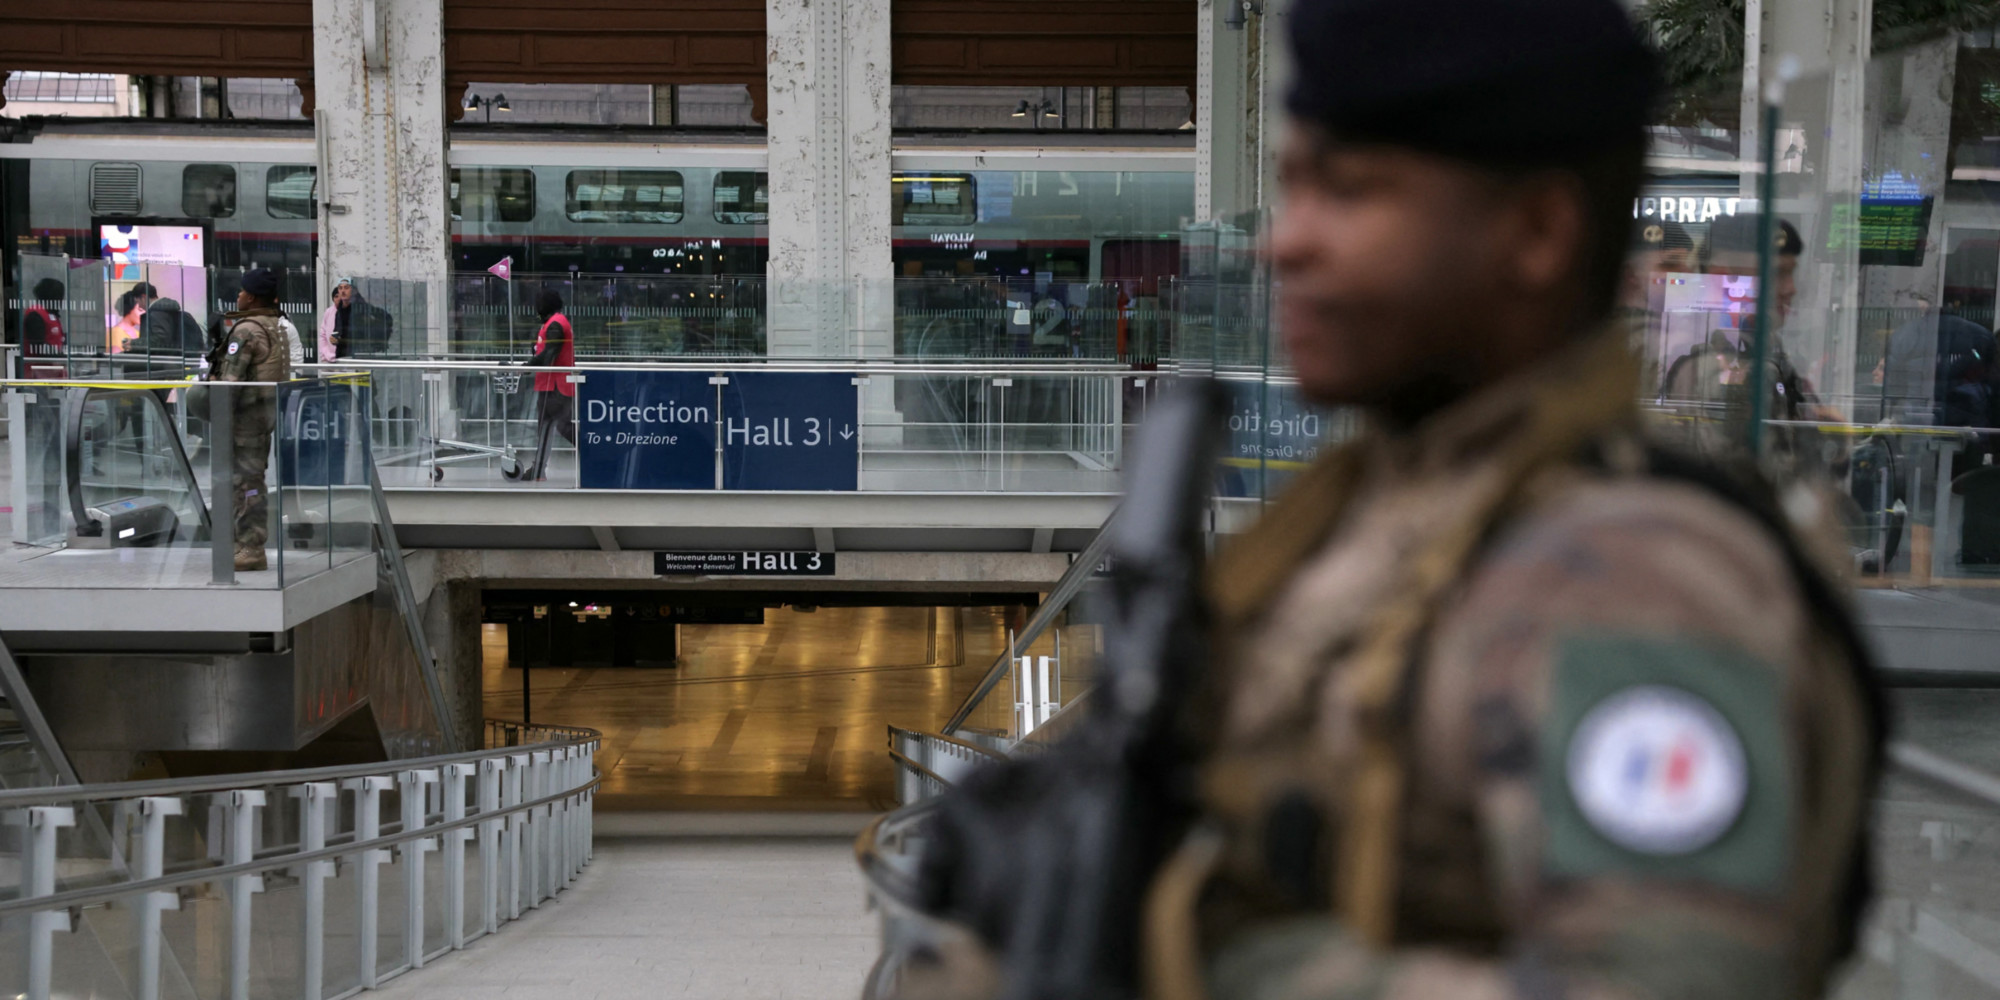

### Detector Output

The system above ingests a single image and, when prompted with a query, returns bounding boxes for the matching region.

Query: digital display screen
[1857,196,1933,267]
[97,224,210,354]
[100,224,206,274]
[1651,271,1758,370]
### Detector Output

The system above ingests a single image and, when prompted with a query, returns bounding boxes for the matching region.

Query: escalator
[1,375,462,783]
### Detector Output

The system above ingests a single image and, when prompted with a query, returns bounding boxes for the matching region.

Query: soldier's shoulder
[1462,470,1814,641]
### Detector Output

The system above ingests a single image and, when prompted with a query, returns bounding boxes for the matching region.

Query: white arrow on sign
[839,425,855,441]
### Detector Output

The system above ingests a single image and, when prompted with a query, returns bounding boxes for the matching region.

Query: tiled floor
[483,605,1052,812]
[363,836,878,1000]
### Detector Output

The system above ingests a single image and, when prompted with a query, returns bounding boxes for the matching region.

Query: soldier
[1137,0,1881,998]
[210,267,292,571]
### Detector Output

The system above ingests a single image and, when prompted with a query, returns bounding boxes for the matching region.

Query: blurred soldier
[1655,215,1849,481]
[209,267,292,571]
[1135,0,1881,998]
[1617,219,1692,395]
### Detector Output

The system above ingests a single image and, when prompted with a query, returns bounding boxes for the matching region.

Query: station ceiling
[0,0,1197,117]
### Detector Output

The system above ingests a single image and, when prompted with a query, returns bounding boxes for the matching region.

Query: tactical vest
[1142,334,1882,1000]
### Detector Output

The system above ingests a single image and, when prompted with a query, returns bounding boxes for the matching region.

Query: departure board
[1857,194,1933,267]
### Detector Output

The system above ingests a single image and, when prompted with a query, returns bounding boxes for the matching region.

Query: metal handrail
[886,724,1010,764]
[889,748,952,789]
[1888,742,2000,805]
[297,359,1159,377]
[370,457,461,753]
[0,774,598,918]
[0,723,600,809]
[941,518,1115,734]
[854,796,943,914]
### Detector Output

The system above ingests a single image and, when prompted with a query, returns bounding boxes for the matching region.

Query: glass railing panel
[249,875,308,998]
[329,378,380,569]
[319,840,367,999]
[8,387,71,547]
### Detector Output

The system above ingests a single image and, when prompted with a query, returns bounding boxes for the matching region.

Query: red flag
[488,256,512,281]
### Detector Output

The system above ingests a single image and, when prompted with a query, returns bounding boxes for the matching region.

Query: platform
[0,542,377,633]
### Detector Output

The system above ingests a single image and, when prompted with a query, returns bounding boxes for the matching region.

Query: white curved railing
[0,720,600,1000]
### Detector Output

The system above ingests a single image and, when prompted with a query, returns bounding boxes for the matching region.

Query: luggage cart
[416,371,529,483]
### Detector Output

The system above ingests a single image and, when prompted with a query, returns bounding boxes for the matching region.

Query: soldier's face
[1273,127,1581,411]
[236,289,254,310]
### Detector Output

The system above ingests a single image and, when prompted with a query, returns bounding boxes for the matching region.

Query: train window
[713,171,768,224]
[182,164,237,219]
[892,173,975,227]
[266,166,317,219]
[565,170,684,224]
[452,168,537,223]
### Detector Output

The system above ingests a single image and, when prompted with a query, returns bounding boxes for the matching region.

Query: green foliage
[1638,0,2000,127]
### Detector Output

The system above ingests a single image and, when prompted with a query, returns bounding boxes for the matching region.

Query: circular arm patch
[1565,685,1748,855]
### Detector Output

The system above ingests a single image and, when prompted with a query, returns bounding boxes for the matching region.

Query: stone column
[313,0,450,353]
[765,0,892,359]
[1198,0,1290,225]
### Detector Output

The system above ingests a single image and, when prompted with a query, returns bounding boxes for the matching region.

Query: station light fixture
[1224,0,1264,29]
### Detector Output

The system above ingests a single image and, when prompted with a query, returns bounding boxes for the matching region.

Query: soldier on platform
[210,267,292,571]
[1133,1,1883,998]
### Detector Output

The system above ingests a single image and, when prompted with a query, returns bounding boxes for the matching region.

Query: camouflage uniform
[1144,333,1877,1000]
[211,308,291,570]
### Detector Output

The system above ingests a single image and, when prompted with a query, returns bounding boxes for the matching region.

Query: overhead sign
[721,372,859,491]
[654,551,837,576]
[577,371,717,489]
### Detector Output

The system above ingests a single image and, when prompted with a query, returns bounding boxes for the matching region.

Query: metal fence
[0,720,600,1000]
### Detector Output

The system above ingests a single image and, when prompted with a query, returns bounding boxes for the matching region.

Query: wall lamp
[1011,99,1060,119]
[465,92,511,122]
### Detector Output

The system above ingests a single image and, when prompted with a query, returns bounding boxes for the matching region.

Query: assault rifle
[914,379,1229,1000]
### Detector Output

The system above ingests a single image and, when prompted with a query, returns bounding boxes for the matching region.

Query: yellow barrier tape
[2,376,369,390]
[1218,456,1313,471]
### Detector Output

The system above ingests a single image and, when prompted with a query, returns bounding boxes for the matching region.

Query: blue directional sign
[1218,380,1333,499]
[721,372,859,491]
[577,371,717,490]
[279,381,364,487]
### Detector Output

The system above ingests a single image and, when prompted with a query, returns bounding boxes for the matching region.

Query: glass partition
[2,376,373,589]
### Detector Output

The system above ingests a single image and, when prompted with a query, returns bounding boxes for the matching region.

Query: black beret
[1632,220,1694,253]
[1286,0,1657,167]
[240,268,280,299]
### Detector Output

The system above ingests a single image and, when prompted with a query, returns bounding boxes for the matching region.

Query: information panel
[576,371,717,490]
[1218,380,1333,499]
[654,551,836,576]
[720,372,859,491]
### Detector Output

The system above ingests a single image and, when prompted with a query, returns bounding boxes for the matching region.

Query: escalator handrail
[369,455,465,755]
[940,512,1116,735]
[61,384,212,537]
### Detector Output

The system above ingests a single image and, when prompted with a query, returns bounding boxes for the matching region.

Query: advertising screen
[97,224,210,355]
[100,224,206,275]
[1651,271,1758,373]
